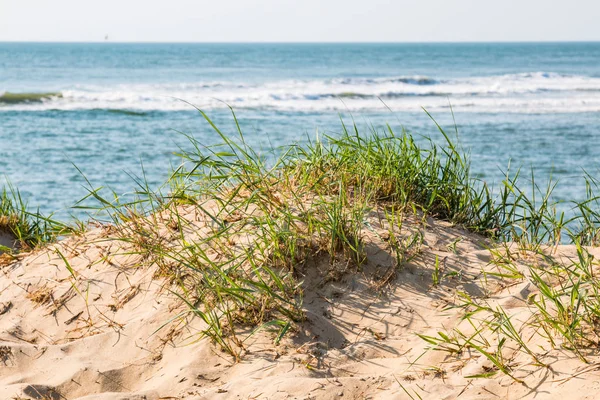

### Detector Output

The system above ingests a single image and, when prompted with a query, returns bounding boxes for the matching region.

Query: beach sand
[1,201,600,400]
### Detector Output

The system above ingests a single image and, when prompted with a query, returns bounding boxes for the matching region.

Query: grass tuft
[0,183,73,251]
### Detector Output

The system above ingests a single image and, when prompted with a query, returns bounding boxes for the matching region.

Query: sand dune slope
[1,209,600,400]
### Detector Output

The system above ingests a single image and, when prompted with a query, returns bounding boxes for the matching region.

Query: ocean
[1,42,600,220]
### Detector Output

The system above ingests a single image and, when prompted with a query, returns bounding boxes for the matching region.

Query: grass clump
[0,184,71,252]
[77,108,501,359]
[71,108,594,361]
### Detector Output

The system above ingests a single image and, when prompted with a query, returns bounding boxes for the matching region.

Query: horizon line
[2,40,600,45]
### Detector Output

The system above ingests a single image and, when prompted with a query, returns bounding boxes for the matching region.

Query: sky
[1,0,599,42]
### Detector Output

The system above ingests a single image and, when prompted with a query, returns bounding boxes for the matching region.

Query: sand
[1,206,600,400]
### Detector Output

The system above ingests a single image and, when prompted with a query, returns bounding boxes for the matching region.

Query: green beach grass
[4,109,600,376]
[0,184,72,252]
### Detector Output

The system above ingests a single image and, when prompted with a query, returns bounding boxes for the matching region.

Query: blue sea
[1,42,600,219]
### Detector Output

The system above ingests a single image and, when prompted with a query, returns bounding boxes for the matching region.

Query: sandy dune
[1,206,600,400]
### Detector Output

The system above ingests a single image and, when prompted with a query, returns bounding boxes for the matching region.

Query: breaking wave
[3,72,600,113]
[0,92,62,104]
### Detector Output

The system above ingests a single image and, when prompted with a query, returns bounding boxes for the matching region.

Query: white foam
[3,72,600,113]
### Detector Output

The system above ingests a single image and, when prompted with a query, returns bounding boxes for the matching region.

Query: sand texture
[1,205,599,400]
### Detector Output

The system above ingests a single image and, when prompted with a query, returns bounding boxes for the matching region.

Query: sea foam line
[2,72,600,113]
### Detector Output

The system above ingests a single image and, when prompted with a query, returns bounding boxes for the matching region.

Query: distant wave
[309,91,450,99]
[2,72,600,113]
[392,76,439,85]
[333,76,440,85]
[103,109,148,116]
[0,92,62,104]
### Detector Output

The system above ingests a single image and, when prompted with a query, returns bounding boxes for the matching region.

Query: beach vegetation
[0,183,72,252]
[8,108,600,381]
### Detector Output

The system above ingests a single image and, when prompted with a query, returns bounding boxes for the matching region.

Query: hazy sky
[1,0,599,42]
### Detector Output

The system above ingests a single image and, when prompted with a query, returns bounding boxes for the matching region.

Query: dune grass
[6,108,600,374]
[0,184,73,252]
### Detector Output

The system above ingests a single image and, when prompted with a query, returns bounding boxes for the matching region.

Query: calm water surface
[1,43,600,219]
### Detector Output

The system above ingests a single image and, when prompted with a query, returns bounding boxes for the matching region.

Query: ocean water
[1,42,600,220]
